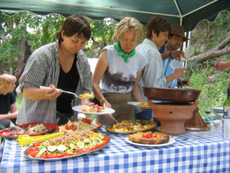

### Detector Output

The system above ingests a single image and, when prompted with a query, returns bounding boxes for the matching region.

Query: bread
[128,131,169,144]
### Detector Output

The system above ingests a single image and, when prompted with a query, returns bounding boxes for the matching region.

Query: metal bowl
[143,87,201,103]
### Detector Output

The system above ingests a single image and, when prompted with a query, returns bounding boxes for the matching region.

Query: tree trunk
[17,35,26,69]
[190,35,230,63]
[15,19,26,70]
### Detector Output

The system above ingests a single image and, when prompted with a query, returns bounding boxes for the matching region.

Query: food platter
[24,131,110,161]
[72,105,115,115]
[125,137,175,147]
[106,120,157,134]
[127,101,151,109]
[24,137,110,161]
[57,120,102,133]
[0,122,58,139]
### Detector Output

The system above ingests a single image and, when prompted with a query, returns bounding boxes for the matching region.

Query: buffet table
[0,126,230,173]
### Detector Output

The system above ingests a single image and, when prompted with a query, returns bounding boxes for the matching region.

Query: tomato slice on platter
[27,147,39,157]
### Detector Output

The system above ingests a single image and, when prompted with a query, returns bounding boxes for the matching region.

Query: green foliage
[91,18,117,43]
[16,93,23,109]
[86,18,117,57]
[39,14,65,47]
[186,60,229,117]
[0,11,42,71]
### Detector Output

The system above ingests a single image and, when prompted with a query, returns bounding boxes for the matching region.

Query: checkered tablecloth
[0,126,230,173]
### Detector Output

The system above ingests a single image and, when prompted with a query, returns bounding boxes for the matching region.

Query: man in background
[160,25,190,88]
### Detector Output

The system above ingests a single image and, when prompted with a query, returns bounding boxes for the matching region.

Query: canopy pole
[183,0,219,17]
[174,0,183,25]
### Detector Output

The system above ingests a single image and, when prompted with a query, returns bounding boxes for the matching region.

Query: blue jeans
[135,109,153,121]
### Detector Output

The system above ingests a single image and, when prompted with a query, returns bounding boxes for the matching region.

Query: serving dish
[72,105,115,115]
[24,131,110,160]
[143,87,201,103]
[125,136,175,147]
[127,101,151,109]
[24,137,110,160]
[106,120,157,134]
[57,119,102,133]
[0,122,58,139]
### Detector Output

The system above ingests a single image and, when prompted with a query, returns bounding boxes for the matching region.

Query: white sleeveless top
[101,45,148,93]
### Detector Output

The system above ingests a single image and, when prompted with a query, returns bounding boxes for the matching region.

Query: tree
[0,11,41,73]
[0,11,65,73]
[190,10,230,63]
[190,36,230,63]
[87,18,117,57]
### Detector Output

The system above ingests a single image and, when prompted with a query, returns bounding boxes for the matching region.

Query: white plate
[125,136,175,147]
[127,101,151,109]
[72,106,115,115]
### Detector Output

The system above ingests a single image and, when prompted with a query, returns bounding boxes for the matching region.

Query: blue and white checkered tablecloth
[0,126,230,173]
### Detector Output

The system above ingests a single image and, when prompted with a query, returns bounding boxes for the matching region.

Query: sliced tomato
[80,148,91,153]
[65,124,71,130]
[93,104,100,109]
[76,150,84,154]
[32,141,43,147]
[81,118,92,124]
[72,125,77,131]
[27,147,39,157]
[142,132,153,138]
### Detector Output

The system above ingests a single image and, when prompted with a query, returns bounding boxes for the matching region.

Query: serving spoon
[39,86,80,99]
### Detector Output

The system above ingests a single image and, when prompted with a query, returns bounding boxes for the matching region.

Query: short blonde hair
[112,17,144,44]
[0,74,16,95]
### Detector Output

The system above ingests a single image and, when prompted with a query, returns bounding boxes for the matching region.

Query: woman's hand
[102,99,112,108]
[42,84,62,100]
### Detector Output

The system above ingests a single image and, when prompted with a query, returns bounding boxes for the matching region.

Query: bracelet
[100,97,106,105]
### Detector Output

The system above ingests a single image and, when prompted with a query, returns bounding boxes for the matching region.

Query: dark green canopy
[1,0,230,31]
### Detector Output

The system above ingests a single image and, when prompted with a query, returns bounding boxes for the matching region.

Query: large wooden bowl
[143,87,201,103]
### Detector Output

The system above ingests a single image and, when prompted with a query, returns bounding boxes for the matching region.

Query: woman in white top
[93,17,148,125]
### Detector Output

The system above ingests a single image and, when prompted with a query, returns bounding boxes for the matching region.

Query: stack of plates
[212,107,223,115]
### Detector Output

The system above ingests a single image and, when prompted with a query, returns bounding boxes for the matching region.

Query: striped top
[16,41,92,125]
